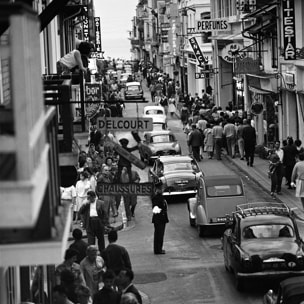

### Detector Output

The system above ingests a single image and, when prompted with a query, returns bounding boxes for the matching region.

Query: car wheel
[197,225,205,237]
[234,272,244,291]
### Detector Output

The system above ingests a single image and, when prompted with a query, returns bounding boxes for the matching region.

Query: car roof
[280,276,304,298]
[145,130,172,136]
[126,81,141,86]
[202,175,242,186]
[158,155,194,163]
[239,214,293,226]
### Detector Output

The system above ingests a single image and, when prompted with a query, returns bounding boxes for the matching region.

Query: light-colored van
[187,175,246,237]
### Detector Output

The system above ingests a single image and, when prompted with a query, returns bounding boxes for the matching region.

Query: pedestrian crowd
[52,229,142,304]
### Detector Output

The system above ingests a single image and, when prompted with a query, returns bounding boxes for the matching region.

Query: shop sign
[189,37,208,66]
[221,43,246,63]
[234,57,260,74]
[162,37,168,43]
[282,72,295,86]
[96,117,153,131]
[282,0,296,60]
[85,83,101,119]
[187,19,230,34]
[160,23,170,29]
[82,6,89,42]
[96,182,153,196]
[94,17,101,53]
[195,73,205,79]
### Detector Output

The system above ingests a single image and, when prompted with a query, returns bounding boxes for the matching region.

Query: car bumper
[237,270,304,279]
[163,190,197,196]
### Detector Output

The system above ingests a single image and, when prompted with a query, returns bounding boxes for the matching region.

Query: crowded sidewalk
[224,153,304,219]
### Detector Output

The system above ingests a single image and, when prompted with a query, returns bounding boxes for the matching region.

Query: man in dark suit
[188,124,204,162]
[102,230,132,276]
[242,118,256,167]
[78,190,107,254]
[117,269,142,304]
[152,182,169,255]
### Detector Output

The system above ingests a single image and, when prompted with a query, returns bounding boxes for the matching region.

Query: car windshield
[206,184,243,197]
[242,224,295,239]
[151,135,174,143]
[145,109,164,115]
[127,85,140,91]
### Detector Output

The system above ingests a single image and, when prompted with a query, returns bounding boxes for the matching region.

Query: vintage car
[143,105,167,126]
[148,155,203,200]
[222,202,304,291]
[187,175,246,237]
[139,130,181,164]
[271,276,304,304]
[124,81,144,100]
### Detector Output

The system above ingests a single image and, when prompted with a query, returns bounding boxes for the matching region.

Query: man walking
[188,124,204,162]
[236,119,246,160]
[78,190,107,254]
[102,230,132,276]
[212,121,224,160]
[242,119,256,167]
[223,118,237,158]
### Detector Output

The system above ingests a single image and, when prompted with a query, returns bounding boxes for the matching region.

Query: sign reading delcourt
[96,117,153,131]
[97,183,154,196]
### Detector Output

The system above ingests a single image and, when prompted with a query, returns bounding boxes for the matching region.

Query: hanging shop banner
[96,117,153,131]
[96,182,153,196]
[282,0,296,60]
[82,6,89,42]
[189,37,208,66]
[94,17,101,53]
[85,83,102,119]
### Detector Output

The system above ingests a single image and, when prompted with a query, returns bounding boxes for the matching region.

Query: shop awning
[248,86,272,94]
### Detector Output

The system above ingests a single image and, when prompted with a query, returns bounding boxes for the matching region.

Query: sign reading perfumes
[282,0,296,60]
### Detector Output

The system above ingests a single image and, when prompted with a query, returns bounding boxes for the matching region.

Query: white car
[143,105,167,126]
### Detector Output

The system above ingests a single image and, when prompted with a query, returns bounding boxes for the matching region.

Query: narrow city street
[109,87,282,304]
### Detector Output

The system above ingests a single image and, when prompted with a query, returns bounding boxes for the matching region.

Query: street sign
[96,117,153,131]
[96,182,154,196]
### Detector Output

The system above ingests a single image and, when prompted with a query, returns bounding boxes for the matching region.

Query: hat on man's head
[119,138,129,145]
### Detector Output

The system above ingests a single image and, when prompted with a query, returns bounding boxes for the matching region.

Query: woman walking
[75,171,91,223]
[168,95,177,117]
[291,153,304,209]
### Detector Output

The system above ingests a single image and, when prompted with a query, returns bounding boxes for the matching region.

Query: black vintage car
[223,202,304,291]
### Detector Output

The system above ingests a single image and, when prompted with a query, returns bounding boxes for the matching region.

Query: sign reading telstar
[282,0,296,60]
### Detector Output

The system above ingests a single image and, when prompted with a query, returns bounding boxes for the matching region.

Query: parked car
[222,202,304,291]
[140,130,181,164]
[267,276,304,304]
[143,105,167,126]
[187,175,246,237]
[148,155,203,200]
[124,81,144,101]
[119,73,132,87]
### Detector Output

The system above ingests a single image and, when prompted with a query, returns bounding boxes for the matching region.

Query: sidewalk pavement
[224,154,304,219]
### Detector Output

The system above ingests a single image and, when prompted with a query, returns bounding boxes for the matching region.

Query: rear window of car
[151,135,173,143]
[164,162,192,172]
[243,224,294,239]
[127,85,140,91]
[145,109,164,115]
[206,184,243,197]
